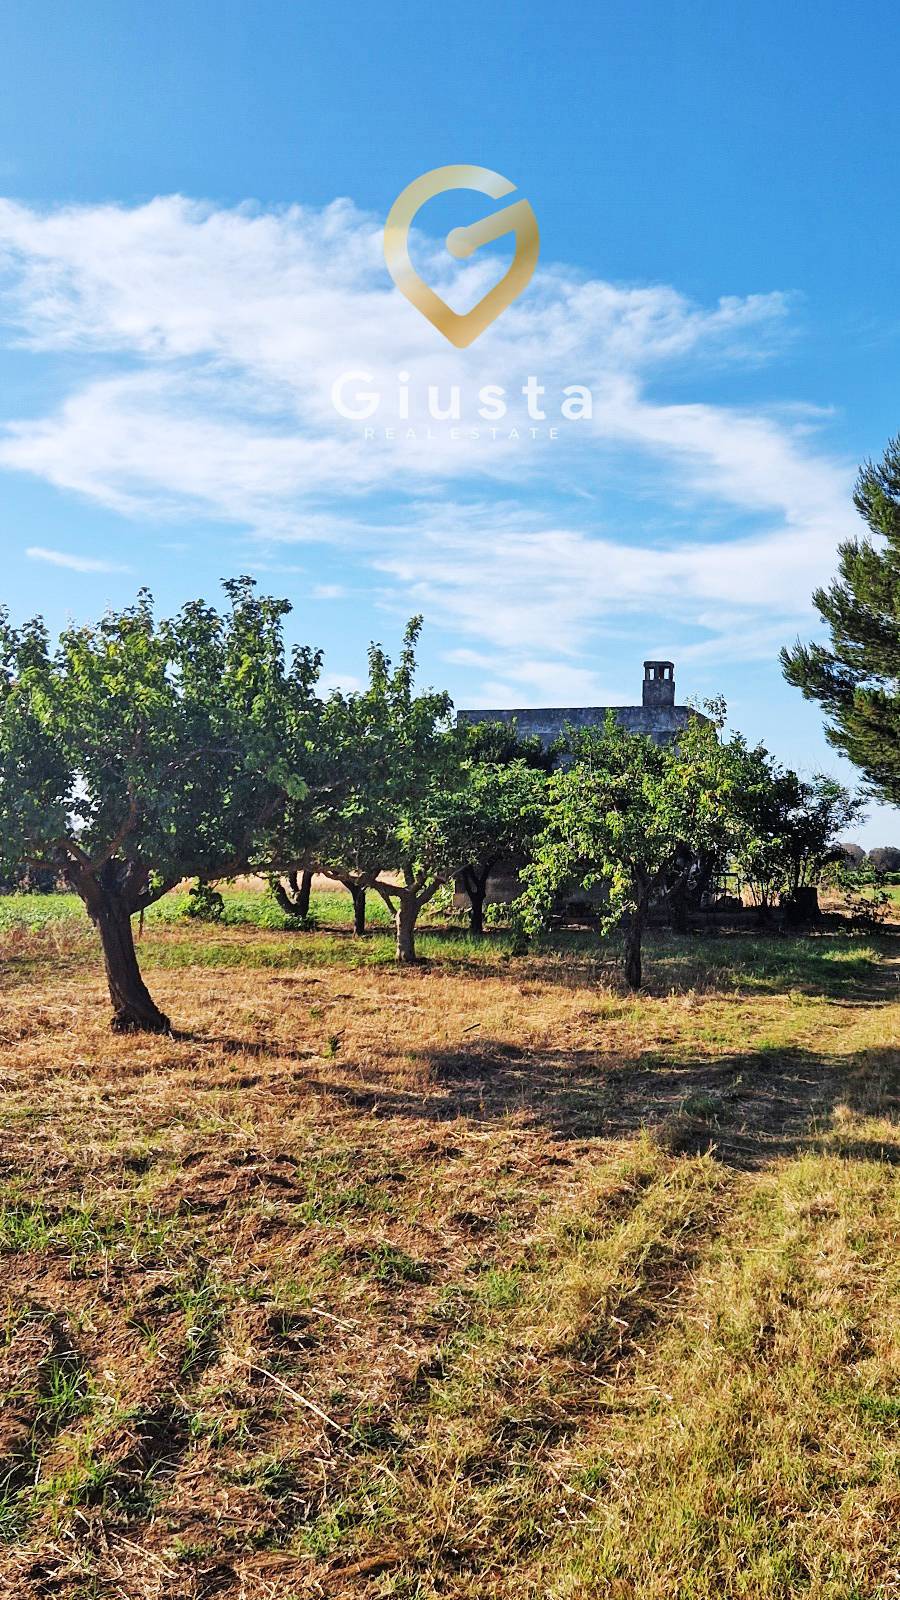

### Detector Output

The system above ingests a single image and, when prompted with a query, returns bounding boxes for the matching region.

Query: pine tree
[781,434,900,803]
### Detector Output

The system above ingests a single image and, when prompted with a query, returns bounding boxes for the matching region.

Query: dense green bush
[183,882,226,922]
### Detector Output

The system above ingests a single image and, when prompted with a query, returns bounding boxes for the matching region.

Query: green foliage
[483,899,516,929]
[519,711,740,986]
[0,579,320,897]
[183,882,225,922]
[0,578,322,1026]
[519,713,733,928]
[362,1242,430,1285]
[727,758,862,911]
[520,712,862,984]
[460,717,555,773]
[0,567,880,1010]
[307,618,464,958]
[782,431,900,803]
[446,757,547,919]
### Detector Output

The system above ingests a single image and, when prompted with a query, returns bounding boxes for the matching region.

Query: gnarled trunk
[91,890,170,1033]
[350,884,366,936]
[394,895,418,963]
[272,868,313,919]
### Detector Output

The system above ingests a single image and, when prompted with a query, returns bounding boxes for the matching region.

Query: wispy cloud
[0,193,855,694]
[25,545,132,573]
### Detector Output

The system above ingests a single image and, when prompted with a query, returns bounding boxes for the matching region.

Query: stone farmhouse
[456,660,708,749]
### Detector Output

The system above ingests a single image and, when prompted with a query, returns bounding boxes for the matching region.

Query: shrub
[183,882,226,922]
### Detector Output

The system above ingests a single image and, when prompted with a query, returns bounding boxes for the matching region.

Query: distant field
[0,881,397,933]
[0,897,898,1598]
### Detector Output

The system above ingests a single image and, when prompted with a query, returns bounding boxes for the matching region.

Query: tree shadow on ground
[302,1035,899,1171]
[150,923,900,1170]
[390,924,900,1005]
[172,1030,319,1063]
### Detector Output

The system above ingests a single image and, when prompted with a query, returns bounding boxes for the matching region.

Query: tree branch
[89,790,140,873]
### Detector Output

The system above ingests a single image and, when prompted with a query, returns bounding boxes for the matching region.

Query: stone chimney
[642,660,675,709]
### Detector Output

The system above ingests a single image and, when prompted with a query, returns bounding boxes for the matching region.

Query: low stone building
[456,660,707,749]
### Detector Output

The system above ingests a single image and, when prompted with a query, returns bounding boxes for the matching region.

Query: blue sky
[0,0,898,844]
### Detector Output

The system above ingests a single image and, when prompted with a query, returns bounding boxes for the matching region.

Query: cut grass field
[0,889,898,1599]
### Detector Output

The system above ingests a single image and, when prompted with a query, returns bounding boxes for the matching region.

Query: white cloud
[318,670,365,696]
[0,192,857,692]
[372,507,833,654]
[25,545,132,573]
[468,659,613,708]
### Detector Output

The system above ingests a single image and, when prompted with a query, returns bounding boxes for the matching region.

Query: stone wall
[455,702,703,749]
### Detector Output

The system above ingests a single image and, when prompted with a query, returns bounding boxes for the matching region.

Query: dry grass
[0,907,898,1599]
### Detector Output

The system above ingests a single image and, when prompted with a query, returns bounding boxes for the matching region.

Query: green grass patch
[361,1242,430,1285]
[0,886,394,933]
[0,1200,178,1261]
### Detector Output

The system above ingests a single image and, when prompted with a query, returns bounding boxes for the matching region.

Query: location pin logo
[384,165,540,348]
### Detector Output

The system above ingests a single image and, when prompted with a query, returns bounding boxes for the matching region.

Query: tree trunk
[271,877,293,915]
[394,895,418,963]
[295,868,313,920]
[350,884,366,936]
[462,866,489,936]
[623,902,646,991]
[272,869,313,919]
[91,890,171,1032]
